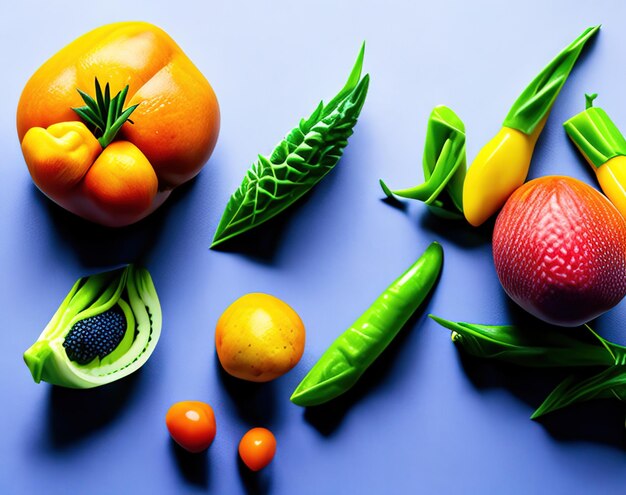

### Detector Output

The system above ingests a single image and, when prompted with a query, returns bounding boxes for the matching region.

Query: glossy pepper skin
[17,21,220,227]
[290,241,443,407]
[564,94,626,219]
[463,25,599,227]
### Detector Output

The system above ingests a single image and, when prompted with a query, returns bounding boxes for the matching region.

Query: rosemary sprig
[72,78,139,148]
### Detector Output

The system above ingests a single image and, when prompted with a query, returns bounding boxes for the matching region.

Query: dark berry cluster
[63,306,127,365]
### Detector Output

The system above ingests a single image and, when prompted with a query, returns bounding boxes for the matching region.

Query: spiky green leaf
[211,47,369,247]
[72,78,138,148]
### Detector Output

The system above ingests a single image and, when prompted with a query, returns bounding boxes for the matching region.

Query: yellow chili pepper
[564,94,626,219]
[21,121,100,198]
[463,26,599,227]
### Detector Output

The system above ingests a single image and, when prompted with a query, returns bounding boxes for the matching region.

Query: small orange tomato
[165,401,216,453]
[238,427,277,471]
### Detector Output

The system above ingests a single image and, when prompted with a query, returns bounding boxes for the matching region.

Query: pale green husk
[23,265,162,388]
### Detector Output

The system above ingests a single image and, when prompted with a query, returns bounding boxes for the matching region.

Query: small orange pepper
[17,21,220,227]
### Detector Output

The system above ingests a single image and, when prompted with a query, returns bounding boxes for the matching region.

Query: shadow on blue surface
[209,199,303,265]
[451,295,626,449]
[378,194,493,248]
[457,349,626,449]
[237,456,272,495]
[215,358,283,429]
[169,440,210,489]
[419,208,494,248]
[380,194,409,212]
[209,164,345,265]
[44,371,141,449]
[30,174,200,267]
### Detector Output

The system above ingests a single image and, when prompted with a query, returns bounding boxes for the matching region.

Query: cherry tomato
[166,401,216,453]
[238,427,277,471]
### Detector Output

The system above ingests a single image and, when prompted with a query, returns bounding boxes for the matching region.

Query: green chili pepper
[290,242,443,407]
[380,105,466,219]
[211,43,369,248]
[430,316,626,418]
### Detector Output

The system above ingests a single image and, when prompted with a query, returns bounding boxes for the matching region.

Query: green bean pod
[290,241,443,407]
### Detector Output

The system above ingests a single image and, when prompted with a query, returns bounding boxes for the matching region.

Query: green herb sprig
[72,78,139,148]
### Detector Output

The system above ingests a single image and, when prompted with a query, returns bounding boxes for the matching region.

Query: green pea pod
[211,43,369,247]
[290,241,443,407]
[23,265,162,388]
[380,105,466,219]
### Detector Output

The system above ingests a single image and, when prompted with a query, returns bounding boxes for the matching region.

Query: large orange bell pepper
[17,21,220,227]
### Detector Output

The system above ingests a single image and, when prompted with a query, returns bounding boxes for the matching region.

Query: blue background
[2,1,626,493]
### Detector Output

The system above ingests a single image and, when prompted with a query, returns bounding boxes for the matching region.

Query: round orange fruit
[215,293,305,382]
[493,175,626,326]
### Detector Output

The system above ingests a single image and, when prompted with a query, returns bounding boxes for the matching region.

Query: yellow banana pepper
[463,25,599,226]
[564,94,626,219]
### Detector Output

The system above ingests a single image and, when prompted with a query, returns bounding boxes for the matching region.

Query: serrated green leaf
[212,47,369,247]
[322,42,364,117]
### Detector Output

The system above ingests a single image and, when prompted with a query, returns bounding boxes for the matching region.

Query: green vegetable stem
[23,265,162,388]
[431,316,626,418]
[380,105,466,219]
[290,242,444,407]
[502,25,600,135]
[211,43,370,247]
[72,78,139,149]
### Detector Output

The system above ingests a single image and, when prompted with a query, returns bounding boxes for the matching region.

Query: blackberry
[63,306,127,365]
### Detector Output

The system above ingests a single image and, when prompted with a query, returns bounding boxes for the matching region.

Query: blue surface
[3,1,626,494]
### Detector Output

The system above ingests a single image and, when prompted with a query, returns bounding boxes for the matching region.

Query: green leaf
[432,316,626,418]
[211,46,370,247]
[430,316,620,368]
[76,89,102,121]
[503,25,600,135]
[323,41,365,117]
[531,366,626,418]
[563,94,626,169]
[72,78,138,148]
[381,105,466,218]
[72,107,102,132]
